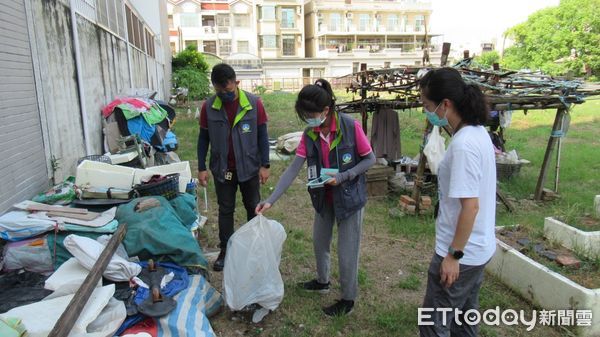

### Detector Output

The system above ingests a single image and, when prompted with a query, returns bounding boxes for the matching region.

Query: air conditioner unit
[346,13,353,19]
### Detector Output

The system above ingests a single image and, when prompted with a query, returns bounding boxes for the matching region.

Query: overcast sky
[430,0,560,52]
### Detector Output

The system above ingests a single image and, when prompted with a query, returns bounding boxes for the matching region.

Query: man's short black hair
[211,63,236,88]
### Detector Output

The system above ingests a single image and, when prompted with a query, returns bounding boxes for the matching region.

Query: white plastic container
[133,161,191,193]
[106,152,138,165]
[75,160,135,190]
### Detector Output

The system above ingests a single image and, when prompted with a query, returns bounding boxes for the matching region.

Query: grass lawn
[172,93,600,337]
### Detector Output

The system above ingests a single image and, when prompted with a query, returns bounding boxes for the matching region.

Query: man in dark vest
[197,63,270,271]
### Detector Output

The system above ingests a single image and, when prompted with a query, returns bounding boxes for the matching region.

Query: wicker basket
[496,162,522,180]
[133,173,180,200]
[77,155,112,166]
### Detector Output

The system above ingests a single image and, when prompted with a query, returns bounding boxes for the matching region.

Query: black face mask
[217,91,236,102]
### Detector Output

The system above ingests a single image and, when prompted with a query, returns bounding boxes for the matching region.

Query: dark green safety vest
[205,90,261,183]
[304,112,367,220]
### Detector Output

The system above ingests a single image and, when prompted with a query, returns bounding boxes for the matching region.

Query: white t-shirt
[435,125,497,266]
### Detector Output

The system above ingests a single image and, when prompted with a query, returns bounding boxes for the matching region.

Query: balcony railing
[318,25,427,34]
[201,26,230,34]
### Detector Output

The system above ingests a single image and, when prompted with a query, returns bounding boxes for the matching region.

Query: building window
[170,42,176,55]
[352,62,359,73]
[216,14,230,33]
[387,14,398,32]
[145,28,155,57]
[260,6,276,20]
[203,41,217,54]
[237,41,249,53]
[126,5,145,51]
[282,35,295,56]
[415,15,425,32]
[234,14,249,28]
[202,15,215,27]
[358,14,370,32]
[185,40,198,50]
[384,61,391,68]
[281,8,295,28]
[126,6,134,44]
[219,39,231,56]
[328,13,341,31]
[260,35,277,48]
[217,14,229,27]
[180,13,199,27]
[168,14,173,29]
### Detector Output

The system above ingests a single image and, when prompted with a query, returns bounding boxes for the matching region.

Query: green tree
[172,45,209,73]
[172,68,210,101]
[171,45,210,100]
[475,51,501,69]
[502,0,600,77]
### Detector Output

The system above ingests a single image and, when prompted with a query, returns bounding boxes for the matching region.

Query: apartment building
[167,1,304,60]
[168,0,437,81]
[305,0,440,76]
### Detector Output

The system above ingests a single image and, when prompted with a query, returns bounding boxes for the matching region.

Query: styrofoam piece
[486,236,600,336]
[544,217,600,259]
[133,161,192,193]
[76,160,135,190]
[106,151,138,164]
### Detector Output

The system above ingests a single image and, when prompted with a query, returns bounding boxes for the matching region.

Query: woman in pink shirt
[256,79,375,316]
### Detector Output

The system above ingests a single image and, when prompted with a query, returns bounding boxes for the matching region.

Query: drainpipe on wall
[69,0,92,155]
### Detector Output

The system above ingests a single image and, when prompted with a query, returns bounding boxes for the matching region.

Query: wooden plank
[534,108,566,200]
[48,224,127,337]
[26,204,89,214]
[47,211,100,221]
[496,188,515,213]
[440,42,451,66]
[411,120,432,214]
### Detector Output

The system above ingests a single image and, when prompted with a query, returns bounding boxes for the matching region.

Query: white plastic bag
[423,126,446,175]
[3,236,53,273]
[44,258,102,297]
[0,211,55,241]
[0,284,124,337]
[63,234,141,282]
[223,215,286,314]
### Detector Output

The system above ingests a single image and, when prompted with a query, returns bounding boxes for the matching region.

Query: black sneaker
[213,249,226,272]
[299,279,330,294]
[323,299,354,316]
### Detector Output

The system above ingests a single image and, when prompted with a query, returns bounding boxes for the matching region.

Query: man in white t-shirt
[418,67,497,337]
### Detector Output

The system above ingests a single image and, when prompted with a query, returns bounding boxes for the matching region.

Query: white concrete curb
[544,217,600,259]
[486,235,600,336]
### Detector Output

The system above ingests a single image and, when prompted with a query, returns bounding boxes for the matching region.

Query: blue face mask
[306,112,326,127]
[217,91,236,102]
[424,102,449,127]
